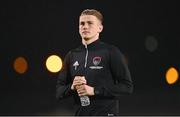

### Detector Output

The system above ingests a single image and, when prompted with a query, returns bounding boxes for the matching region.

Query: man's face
[79,15,103,41]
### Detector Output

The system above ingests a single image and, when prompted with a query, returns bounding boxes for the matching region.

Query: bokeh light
[165,67,179,85]
[46,55,62,73]
[13,57,28,74]
[145,36,158,52]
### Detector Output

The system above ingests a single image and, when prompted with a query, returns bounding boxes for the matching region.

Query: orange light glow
[13,57,28,74]
[165,67,179,85]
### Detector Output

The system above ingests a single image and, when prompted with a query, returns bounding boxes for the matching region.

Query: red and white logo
[93,57,101,66]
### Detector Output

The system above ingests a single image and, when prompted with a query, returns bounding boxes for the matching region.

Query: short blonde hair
[80,9,103,24]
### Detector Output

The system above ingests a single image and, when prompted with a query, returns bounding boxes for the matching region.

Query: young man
[56,9,133,116]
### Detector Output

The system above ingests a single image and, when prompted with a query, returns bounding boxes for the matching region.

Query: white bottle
[80,95,90,106]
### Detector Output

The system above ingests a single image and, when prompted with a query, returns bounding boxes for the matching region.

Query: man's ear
[98,24,103,33]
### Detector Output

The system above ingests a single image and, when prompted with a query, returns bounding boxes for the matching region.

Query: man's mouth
[82,31,90,34]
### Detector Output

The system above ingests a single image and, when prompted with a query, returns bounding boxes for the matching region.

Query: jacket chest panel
[70,50,109,78]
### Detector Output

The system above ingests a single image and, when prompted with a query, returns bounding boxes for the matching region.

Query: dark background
[0,0,180,115]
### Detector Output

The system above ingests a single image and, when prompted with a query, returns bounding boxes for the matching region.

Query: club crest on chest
[90,56,103,70]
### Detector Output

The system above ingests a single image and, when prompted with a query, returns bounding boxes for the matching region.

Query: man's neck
[82,34,99,45]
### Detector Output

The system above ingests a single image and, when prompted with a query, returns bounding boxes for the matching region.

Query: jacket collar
[82,39,101,49]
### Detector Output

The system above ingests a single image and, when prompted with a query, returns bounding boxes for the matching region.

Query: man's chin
[83,37,90,41]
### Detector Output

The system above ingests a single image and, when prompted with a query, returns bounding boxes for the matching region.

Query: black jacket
[56,39,133,115]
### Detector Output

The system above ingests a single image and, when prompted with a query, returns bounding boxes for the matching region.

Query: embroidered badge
[90,56,103,69]
[93,57,101,66]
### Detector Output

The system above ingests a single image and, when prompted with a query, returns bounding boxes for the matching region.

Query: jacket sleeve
[94,46,133,98]
[56,51,75,100]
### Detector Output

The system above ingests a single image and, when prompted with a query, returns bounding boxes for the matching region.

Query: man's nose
[83,23,88,29]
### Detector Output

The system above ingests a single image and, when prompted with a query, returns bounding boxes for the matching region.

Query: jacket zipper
[84,44,88,68]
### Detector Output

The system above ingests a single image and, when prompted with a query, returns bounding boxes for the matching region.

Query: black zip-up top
[56,39,133,115]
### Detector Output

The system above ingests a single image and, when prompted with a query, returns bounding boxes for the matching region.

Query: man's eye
[88,22,93,24]
[80,22,85,25]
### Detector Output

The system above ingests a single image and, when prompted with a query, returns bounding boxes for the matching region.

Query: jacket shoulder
[70,45,83,53]
[100,42,121,52]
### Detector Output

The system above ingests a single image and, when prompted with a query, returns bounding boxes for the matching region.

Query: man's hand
[76,85,95,96]
[71,76,86,90]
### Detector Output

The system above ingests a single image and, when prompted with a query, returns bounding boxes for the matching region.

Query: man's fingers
[74,78,86,82]
[73,80,86,86]
[77,85,85,91]
[77,89,87,96]
[73,81,84,86]
[77,89,84,94]
[72,76,87,91]
[74,76,87,84]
